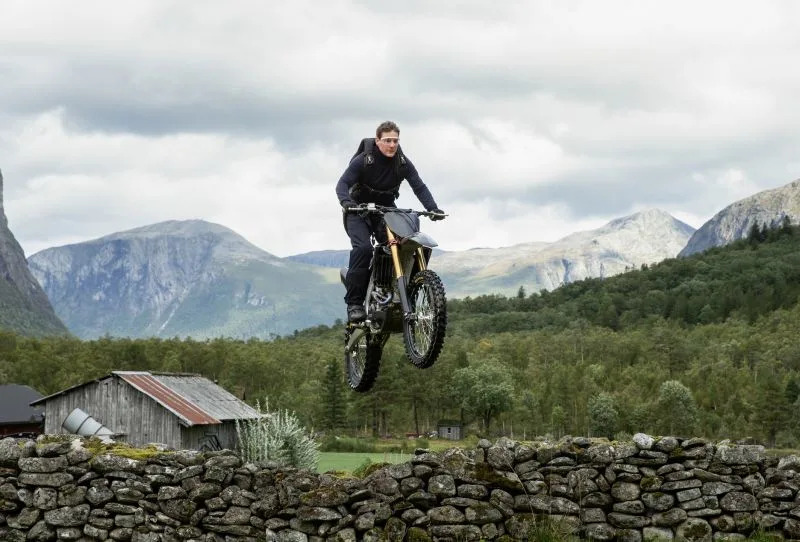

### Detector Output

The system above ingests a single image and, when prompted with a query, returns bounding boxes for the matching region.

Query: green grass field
[317,451,413,473]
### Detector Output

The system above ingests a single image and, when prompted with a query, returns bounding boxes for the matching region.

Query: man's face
[375,131,399,158]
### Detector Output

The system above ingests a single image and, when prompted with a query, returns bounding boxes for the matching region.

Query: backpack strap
[349,138,407,200]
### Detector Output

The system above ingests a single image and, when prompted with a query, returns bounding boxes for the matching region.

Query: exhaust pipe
[62,408,114,441]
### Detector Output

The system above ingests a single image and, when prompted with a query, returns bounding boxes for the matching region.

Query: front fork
[387,227,427,320]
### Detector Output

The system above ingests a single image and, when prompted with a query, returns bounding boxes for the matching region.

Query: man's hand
[341,200,357,211]
[430,208,446,221]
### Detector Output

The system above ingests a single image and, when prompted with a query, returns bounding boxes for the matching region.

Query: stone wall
[1,433,799,541]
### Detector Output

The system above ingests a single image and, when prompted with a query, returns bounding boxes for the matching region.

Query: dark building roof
[0,384,44,425]
[31,371,260,427]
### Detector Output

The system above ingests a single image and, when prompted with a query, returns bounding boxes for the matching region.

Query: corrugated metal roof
[152,374,260,422]
[115,372,221,426]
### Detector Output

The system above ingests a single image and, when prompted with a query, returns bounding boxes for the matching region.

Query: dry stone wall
[1,433,800,541]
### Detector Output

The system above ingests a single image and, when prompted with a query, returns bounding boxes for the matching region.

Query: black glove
[341,200,357,212]
[430,208,445,221]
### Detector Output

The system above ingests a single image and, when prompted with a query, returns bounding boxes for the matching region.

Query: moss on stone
[640,476,662,490]
[83,438,172,460]
[669,447,685,458]
[405,527,432,542]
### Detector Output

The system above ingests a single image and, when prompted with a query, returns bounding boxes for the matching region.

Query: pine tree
[322,359,347,431]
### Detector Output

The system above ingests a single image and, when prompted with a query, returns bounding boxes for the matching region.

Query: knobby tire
[344,328,382,392]
[403,270,447,368]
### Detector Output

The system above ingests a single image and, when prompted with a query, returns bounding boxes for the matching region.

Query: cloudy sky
[2,1,799,258]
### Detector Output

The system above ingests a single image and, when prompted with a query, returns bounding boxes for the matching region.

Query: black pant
[344,213,387,305]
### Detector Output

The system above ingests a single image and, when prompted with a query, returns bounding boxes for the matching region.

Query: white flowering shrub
[235,400,319,470]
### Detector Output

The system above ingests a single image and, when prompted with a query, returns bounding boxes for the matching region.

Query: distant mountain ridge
[28,220,342,340]
[434,209,695,297]
[680,179,800,256]
[0,170,69,336]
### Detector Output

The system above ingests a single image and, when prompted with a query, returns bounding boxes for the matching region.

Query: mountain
[0,170,69,336]
[27,220,343,340]
[679,179,800,257]
[434,209,695,297]
[287,250,350,268]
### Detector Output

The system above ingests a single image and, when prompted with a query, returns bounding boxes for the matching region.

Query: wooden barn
[30,371,260,451]
[0,384,44,437]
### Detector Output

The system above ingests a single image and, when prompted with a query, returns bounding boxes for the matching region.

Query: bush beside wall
[1,433,799,541]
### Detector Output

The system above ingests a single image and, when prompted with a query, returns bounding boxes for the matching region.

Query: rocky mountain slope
[679,179,800,256]
[0,170,69,336]
[434,209,695,297]
[28,220,343,340]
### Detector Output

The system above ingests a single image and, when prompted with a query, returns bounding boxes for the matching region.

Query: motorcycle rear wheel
[403,270,447,368]
[344,328,382,392]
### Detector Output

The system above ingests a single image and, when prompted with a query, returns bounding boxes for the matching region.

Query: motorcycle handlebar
[343,203,447,219]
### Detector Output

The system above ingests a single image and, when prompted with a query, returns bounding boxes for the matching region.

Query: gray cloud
[1,0,799,256]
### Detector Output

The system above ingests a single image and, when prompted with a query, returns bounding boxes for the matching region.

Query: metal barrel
[62,408,114,437]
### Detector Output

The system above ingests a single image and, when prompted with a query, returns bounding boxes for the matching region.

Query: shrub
[235,400,319,470]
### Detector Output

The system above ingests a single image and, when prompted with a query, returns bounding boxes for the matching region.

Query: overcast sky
[2,1,799,258]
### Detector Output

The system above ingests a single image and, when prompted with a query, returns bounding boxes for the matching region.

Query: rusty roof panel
[152,374,260,421]
[117,372,220,426]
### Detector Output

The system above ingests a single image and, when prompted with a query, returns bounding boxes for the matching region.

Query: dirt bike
[340,203,448,392]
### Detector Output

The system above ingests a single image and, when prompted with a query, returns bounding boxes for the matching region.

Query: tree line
[1,224,799,448]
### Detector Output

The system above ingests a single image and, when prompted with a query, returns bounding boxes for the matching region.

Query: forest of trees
[1,223,799,448]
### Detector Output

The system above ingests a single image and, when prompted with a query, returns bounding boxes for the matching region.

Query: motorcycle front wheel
[403,270,447,368]
[344,327,382,392]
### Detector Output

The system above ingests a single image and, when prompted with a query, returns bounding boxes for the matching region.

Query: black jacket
[335,149,438,211]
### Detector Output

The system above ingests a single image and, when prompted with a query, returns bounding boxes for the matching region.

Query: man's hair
[376,121,400,138]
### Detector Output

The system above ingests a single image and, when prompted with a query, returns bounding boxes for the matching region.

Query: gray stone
[719,492,757,512]
[617,528,643,542]
[675,517,713,541]
[91,455,144,475]
[6,506,40,529]
[584,523,616,541]
[108,527,133,540]
[26,520,55,542]
[519,494,580,515]
[17,473,74,488]
[777,454,800,471]
[642,492,675,511]
[677,488,702,502]
[643,526,674,541]
[0,438,23,467]
[427,474,456,497]
[608,513,650,529]
[33,487,58,510]
[464,501,503,524]
[18,457,67,474]
[702,482,740,496]
[43,504,90,527]
[486,446,514,470]
[429,524,482,540]
[85,486,114,506]
[784,518,800,539]
[57,485,87,507]
[714,445,764,466]
[653,507,688,526]
[457,484,488,499]
[613,500,645,514]
[612,482,641,501]
[633,433,655,450]
[654,437,680,453]
[158,499,196,522]
[588,443,616,464]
